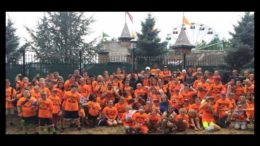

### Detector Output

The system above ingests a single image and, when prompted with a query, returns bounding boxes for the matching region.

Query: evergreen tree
[6,18,20,63]
[135,14,168,57]
[26,12,99,63]
[225,12,254,69]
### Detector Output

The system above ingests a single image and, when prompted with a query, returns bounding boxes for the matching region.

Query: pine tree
[6,18,20,63]
[225,12,254,69]
[136,14,168,57]
[26,12,99,63]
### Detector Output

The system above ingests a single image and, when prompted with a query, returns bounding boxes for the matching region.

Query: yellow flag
[183,16,191,26]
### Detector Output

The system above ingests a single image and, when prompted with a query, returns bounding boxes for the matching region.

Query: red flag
[126,12,133,23]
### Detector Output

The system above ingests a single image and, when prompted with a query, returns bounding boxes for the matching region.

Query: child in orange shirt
[115,97,127,125]
[175,108,189,132]
[38,91,55,134]
[147,109,161,132]
[122,106,137,134]
[132,106,149,134]
[85,94,101,127]
[102,100,118,126]
[49,89,62,130]
[188,97,202,130]
[6,79,17,126]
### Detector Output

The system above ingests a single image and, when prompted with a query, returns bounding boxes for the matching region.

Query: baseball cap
[145,66,150,70]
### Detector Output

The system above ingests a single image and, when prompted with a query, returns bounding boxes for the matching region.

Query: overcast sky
[6,12,248,47]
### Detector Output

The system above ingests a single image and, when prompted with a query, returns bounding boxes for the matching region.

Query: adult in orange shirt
[115,97,127,124]
[188,97,202,130]
[196,76,209,100]
[102,100,118,126]
[214,93,233,128]
[85,94,101,127]
[17,90,38,134]
[208,76,225,100]
[38,91,55,134]
[63,85,81,131]
[132,106,149,134]
[174,108,189,132]
[6,79,17,126]
[64,75,78,91]
[199,96,221,131]
[93,80,106,105]
[49,89,62,130]
[147,109,161,132]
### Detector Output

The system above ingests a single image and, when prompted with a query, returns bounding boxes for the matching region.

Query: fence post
[183,53,186,69]
[22,49,26,77]
[79,50,82,75]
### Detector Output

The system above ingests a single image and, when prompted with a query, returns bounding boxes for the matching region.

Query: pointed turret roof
[118,23,133,41]
[172,28,195,49]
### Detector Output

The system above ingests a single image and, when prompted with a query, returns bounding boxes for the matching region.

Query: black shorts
[39,118,53,126]
[22,116,38,125]
[88,114,99,121]
[64,111,79,119]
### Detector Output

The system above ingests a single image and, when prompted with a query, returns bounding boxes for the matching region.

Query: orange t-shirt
[196,82,209,100]
[49,95,61,114]
[151,69,160,75]
[86,101,101,117]
[210,83,225,98]
[181,90,196,101]
[115,102,127,119]
[246,101,254,119]
[38,98,53,118]
[174,114,189,126]
[102,106,118,119]
[39,87,51,97]
[17,96,37,117]
[201,103,215,123]
[235,86,244,100]
[215,98,232,118]
[189,103,200,112]
[132,112,148,124]
[148,114,160,123]
[63,91,80,111]
[6,86,17,109]
[79,84,89,98]
[143,78,150,87]
[30,89,41,99]
[64,80,79,91]
[244,84,254,95]
[134,88,147,98]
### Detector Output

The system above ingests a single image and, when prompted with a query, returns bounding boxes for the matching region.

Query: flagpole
[182,12,184,26]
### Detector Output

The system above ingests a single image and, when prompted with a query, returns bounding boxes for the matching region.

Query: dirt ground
[6,117,254,135]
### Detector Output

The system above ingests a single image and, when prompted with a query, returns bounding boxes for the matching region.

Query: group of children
[5,65,255,134]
